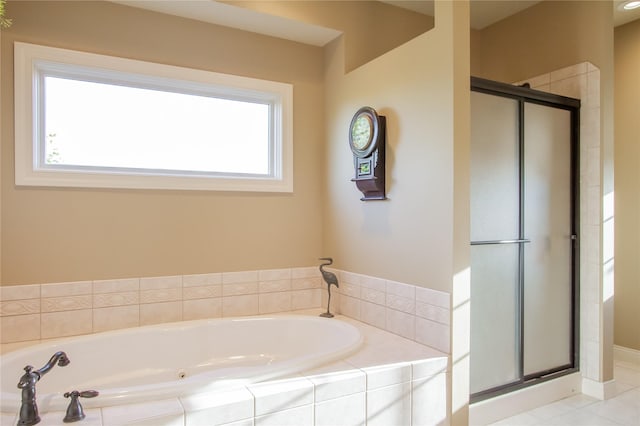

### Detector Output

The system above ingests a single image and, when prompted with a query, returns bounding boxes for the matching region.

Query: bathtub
[0,314,362,414]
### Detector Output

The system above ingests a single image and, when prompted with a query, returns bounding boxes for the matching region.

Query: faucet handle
[63,390,99,423]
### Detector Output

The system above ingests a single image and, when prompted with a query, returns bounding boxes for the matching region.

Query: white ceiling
[112,0,640,47]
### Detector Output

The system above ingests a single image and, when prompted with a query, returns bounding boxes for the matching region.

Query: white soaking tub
[0,315,362,414]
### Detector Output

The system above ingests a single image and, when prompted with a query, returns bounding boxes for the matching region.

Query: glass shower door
[469,91,522,395]
[523,103,573,376]
[469,79,578,400]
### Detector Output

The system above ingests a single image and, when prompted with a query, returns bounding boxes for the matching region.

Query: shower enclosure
[469,77,580,401]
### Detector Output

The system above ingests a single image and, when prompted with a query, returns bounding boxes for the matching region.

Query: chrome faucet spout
[17,351,70,426]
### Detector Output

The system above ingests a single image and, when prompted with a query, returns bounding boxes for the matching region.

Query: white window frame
[14,42,293,192]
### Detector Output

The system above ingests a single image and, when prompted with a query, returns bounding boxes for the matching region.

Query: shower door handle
[470,239,531,246]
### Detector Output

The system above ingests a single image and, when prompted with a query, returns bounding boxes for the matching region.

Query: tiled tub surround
[1,312,449,426]
[0,268,451,355]
[0,270,451,425]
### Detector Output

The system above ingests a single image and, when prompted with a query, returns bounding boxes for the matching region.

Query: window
[14,42,293,192]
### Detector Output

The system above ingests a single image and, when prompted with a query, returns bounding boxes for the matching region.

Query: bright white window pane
[14,42,293,192]
[44,76,270,175]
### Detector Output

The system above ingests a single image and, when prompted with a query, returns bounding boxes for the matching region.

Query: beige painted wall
[1,0,327,285]
[223,0,434,72]
[323,4,470,421]
[471,0,613,83]
[614,19,640,351]
[323,4,468,294]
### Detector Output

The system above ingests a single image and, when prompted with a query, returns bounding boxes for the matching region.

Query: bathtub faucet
[17,351,71,426]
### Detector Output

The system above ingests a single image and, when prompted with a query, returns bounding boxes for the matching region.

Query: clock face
[351,114,373,151]
[349,107,379,158]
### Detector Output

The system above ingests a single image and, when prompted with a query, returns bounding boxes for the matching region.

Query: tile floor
[489,361,640,425]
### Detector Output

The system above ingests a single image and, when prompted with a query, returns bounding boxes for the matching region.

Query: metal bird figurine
[319,257,339,318]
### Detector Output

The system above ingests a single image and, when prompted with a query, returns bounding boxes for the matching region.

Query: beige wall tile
[41,309,92,339]
[222,270,259,284]
[0,284,40,301]
[222,295,259,317]
[1,299,40,316]
[183,298,222,320]
[183,285,222,300]
[183,273,222,287]
[291,277,321,290]
[291,267,319,279]
[93,291,139,308]
[140,301,182,325]
[93,305,139,332]
[291,289,321,310]
[259,293,291,314]
[223,282,259,297]
[41,295,92,313]
[140,288,182,304]
[0,314,40,343]
[259,279,291,293]
[41,281,92,298]
[93,278,139,294]
[140,276,182,290]
[258,268,291,281]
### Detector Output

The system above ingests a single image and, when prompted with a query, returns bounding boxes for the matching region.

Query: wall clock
[349,106,386,200]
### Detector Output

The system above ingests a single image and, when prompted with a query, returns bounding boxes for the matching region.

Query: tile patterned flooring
[489,362,640,425]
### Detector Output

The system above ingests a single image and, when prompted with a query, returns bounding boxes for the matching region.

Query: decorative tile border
[0,267,451,355]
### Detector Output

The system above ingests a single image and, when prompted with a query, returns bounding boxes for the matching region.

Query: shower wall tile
[183,297,222,320]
